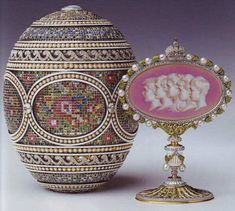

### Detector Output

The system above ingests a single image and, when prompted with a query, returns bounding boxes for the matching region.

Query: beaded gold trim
[25,163,121,173]
[7,61,134,71]
[14,143,133,154]
[14,40,130,50]
[31,19,112,27]
[40,182,106,192]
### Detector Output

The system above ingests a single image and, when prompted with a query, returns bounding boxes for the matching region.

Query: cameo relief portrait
[143,73,210,112]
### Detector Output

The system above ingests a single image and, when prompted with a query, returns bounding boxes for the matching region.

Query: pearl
[108,103,115,113]
[221,104,227,110]
[122,103,129,110]
[179,164,186,172]
[133,113,140,121]
[146,121,152,127]
[62,5,82,11]
[54,156,60,160]
[122,75,129,82]
[198,120,203,126]
[132,64,139,71]
[66,156,71,161]
[224,75,229,82]
[213,64,220,72]
[118,89,125,97]
[186,54,192,60]
[159,54,166,61]
[24,103,31,114]
[163,164,170,171]
[211,114,216,119]
[200,57,207,65]
[145,58,152,64]
[226,90,232,96]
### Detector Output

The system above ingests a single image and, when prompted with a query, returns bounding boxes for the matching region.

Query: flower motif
[54,96,73,116]
[48,117,57,128]
[27,132,37,144]
[103,131,113,143]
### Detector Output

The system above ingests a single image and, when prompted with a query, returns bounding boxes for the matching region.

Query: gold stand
[136,135,214,203]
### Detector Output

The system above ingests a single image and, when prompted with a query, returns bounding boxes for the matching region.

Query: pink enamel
[128,64,223,121]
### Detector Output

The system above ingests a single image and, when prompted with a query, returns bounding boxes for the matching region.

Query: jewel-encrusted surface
[116,98,139,134]
[17,127,51,145]
[33,81,106,137]
[30,171,116,184]
[12,71,52,92]
[39,10,102,21]
[3,80,23,134]
[12,70,125,94]
[20,27,124,41]
[88,127,126,145]
[3,6,138,192]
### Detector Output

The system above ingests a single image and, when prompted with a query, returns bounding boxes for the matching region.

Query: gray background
[0,0,235,210]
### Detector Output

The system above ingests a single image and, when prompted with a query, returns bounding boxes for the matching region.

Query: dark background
[1,0,235,91]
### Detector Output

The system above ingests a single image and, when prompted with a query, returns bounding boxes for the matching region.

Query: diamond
[213,64,220,72]
[118,89,125,97]
[133,113,140,121]
[122,104,129,110]
[132,64,139,71]
[200,58,207,65]
[122,75,129,82]
[186,54,192,60]
[145,58,152,64]
[159,54,166,61]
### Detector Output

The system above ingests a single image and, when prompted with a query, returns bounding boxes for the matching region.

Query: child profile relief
[143,73,210,112]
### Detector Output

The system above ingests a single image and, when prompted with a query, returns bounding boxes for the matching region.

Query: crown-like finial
[165,39,186,60]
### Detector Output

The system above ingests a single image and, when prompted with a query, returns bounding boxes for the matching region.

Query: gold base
[136,183,214,203]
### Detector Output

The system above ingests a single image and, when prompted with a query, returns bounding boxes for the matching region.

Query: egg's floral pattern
[33,81,106,136]
[3,80,23,134]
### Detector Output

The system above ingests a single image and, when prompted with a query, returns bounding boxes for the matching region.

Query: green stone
[217,68,224,76]
[152,55,160,63]
[225,81,232,89]
[225,96,232,104]
[119,97,125,103]
[127,68,133,76]
[119,81,126,89]
[139,117,145,123]
[204,116,212,123]
[206,60,213,67]
[192,55,199,61]
[139,59,146,67]
[216,108,224,115]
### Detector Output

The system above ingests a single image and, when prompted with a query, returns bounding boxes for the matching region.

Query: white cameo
[143,73,210,112]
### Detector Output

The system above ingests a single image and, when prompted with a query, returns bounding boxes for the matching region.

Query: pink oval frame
[126,63,224,123]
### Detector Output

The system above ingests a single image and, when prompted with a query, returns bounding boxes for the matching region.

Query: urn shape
[3,5,138,192]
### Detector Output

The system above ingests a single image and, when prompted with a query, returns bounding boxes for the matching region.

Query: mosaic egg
[3,5,138,192]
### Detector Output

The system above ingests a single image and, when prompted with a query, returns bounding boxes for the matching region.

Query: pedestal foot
[136,181,214,203]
